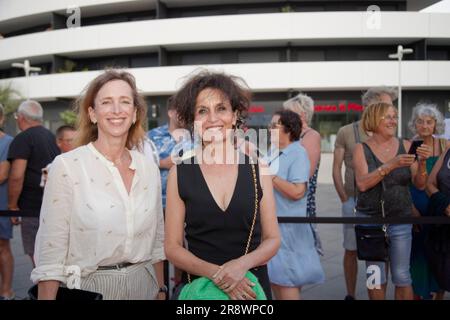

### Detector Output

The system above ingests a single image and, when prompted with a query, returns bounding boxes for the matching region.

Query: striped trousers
[80,261,159,300]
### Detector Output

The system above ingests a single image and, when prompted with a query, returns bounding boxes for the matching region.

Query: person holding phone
[407,103,450,300]
[408,140,424,158]
[353,102,432,300]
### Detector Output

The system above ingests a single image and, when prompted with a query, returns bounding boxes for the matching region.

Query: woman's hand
[8,207,21,225]
[388,154,416,169]
[416,144,432,162]
[156,292,166,300]
[227,277,257,300]
[212,259,251,295]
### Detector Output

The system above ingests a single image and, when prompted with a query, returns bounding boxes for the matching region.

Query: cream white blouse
[31,143,165,285]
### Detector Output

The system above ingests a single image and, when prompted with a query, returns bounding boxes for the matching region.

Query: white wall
[1,12,449,66]
[0,0,151,22]
[2,60,450,100]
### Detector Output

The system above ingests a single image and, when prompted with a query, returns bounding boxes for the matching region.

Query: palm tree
[0,83,22,115]
[59,109,77,126]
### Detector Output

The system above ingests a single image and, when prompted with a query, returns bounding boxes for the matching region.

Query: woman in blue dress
[283,94,323,255]
[267,110,325,300]
[408,103,450,300]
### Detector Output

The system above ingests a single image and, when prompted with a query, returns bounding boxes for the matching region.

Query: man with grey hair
[7,100,59,266]
[332,86,396,300]
[361,86,397,110]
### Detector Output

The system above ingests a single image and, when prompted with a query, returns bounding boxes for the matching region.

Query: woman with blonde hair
[353,102,432,300]
[31,70,166,300]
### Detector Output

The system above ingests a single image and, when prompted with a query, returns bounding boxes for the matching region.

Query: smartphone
[408,140,423,158]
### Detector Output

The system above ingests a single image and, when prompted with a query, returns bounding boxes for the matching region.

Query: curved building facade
[0,0,448,152]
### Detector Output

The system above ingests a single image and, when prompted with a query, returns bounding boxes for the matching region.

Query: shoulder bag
[354,142,390,262]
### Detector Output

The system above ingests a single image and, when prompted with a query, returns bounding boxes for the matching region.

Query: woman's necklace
[103,150,130,167]
[378,141,392,154]
[92,142,131,167]
[106,151,129,167]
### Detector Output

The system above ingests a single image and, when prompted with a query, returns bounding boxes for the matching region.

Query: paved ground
[9,183,449,300]
[302,184,389,299]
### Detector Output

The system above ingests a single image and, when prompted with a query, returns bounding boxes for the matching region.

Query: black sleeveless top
[356,139,413,217]
[177,154,271,298]
[437,148,450,197]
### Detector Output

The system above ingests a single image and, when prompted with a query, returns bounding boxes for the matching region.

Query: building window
[237,7,279,14]
[238,50,280,63]
[130,54,158,68]
[5,24,51,37]
[180,52,222,65]
[428,47,449,60]
[82,11,156,26]
[311,102,362,152]
[357,48,392,60]
[177,8,223,18]
[296,49,326,61]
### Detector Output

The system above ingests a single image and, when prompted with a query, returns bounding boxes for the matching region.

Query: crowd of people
[0,68,448,300]
[333,88,450,300]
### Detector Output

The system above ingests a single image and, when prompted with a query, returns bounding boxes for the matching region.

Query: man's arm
[332,147,348,202]
[8,159,27,209]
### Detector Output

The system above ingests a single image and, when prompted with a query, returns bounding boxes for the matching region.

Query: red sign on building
[249,105,265,113]
[314,102,363,113]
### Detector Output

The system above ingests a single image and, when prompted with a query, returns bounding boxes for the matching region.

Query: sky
[421,0,450,12]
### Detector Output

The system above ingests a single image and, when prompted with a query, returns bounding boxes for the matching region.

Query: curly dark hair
[274,109,302,141]
[173,70,251,131]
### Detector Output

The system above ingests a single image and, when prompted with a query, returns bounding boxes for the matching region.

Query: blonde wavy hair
[74,69,147,150]
[361,102,396,133]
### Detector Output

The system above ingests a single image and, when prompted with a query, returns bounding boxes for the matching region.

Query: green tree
[280,5,294,13]
[59,109,77,126]
[0,83,22,115]
[58,60,77,73]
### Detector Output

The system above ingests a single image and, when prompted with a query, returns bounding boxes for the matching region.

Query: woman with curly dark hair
[173,72,249,134]
[165,70,280,300]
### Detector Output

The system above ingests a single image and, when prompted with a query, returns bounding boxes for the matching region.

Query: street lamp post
[389,45,413,137]
[11,59,41,100]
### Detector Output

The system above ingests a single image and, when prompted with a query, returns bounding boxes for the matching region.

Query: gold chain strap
[187,162,259,283]
[245,163,258,255]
